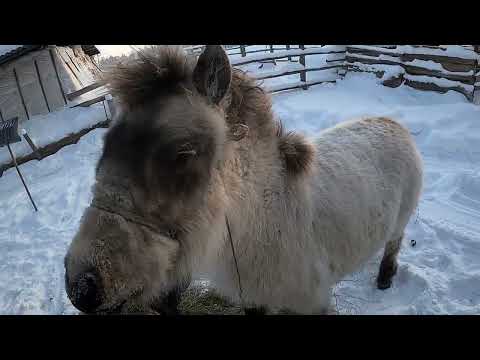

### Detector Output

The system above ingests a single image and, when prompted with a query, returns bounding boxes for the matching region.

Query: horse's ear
[193,45,231,104]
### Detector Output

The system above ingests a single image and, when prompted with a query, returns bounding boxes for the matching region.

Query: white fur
[200,117,423,314]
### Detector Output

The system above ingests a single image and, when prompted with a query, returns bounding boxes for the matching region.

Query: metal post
[7,143,38,212]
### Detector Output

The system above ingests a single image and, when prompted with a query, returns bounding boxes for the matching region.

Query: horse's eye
[176,143,197,164]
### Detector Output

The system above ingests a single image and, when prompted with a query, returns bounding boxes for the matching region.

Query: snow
[347,52,475,77]
[1,71,480,315]
[231,46,345,66]
[351,45,480,60]
[348,61,404,79]
[255,62,306,80]
[0,104,108,167]
[265,74,337,93]
[404,74,474,92]
[233,46,344,93]
[407,58,474,76]
[0,45,23,57]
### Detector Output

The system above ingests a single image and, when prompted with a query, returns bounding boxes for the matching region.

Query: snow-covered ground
[1,72,480,314]
[0,105,107,167]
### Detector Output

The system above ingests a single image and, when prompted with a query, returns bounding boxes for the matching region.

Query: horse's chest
[238,187,287,245]
[262,188,281,210]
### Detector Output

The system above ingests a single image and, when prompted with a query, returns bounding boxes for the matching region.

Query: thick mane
[104,46,195,110]
[104,46,314,175]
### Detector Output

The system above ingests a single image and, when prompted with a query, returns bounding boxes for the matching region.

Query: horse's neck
[221,134,283,227]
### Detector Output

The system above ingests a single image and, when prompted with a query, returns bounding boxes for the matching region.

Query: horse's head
[64,46,233,314]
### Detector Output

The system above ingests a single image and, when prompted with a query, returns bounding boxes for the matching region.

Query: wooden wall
[0,46,100,124]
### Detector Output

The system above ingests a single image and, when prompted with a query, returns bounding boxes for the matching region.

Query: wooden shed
[0,45,101,124]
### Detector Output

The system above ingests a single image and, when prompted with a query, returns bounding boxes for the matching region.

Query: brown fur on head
[65,46,233,314]
[65,45,315,315]
[104,46,195,110]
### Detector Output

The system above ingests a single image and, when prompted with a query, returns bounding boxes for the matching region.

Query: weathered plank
[36,49,67,110]
[255,63,344,81]
[346,54,476,84]
[13,54,50,118]
[12,68,30,120]
[57,47,84,88]
[347,63,474,98]
[347,46,477,67]
[267,75,338,93]
[0,66,29,123]
[33,59,50,112]
[405,78,473,101]
[231,48,345,66]
[71,95,106,108]
[66,81,105,101]
[48,48,68,105]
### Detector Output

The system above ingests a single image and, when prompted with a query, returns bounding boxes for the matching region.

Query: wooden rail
[66,81,105,101]
[226,45,346,93]
[345,45,480,101]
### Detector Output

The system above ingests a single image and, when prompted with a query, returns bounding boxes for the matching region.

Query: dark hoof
[377,278,392,290]
[377,261,398,290]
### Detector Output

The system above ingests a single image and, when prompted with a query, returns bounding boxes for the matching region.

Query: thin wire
[225,215,244,307]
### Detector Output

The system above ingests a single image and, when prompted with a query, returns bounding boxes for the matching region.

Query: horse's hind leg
[377,234,403,290]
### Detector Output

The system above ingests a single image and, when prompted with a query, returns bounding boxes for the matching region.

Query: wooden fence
[121,45,480,102]
[185,45,347,93]
[345,45,480,102]
[3,45,479,176]
[68,45,480,109]
[475,45,480,104]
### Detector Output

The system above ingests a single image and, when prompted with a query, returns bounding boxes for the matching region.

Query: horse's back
[310,117,423,278]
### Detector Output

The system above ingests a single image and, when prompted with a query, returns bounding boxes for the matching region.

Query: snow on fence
[159,45,480,102]
[345,45,480,102]
[186,45,347,94]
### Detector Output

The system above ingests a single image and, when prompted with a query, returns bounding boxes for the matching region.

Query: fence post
[474,45,479,105]
[269,45,274,53]
[240,45,246,57]
[299,45,308,90]
[337,45,347,79]
[286,45,291,61]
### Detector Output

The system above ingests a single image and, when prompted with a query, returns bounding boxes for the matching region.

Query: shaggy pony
[64,45,423,315]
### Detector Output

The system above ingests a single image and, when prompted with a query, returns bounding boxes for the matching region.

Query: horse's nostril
[70,272,103,313]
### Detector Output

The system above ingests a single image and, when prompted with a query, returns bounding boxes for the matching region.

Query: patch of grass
[178,285,244,315]
[177,283,301,315]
